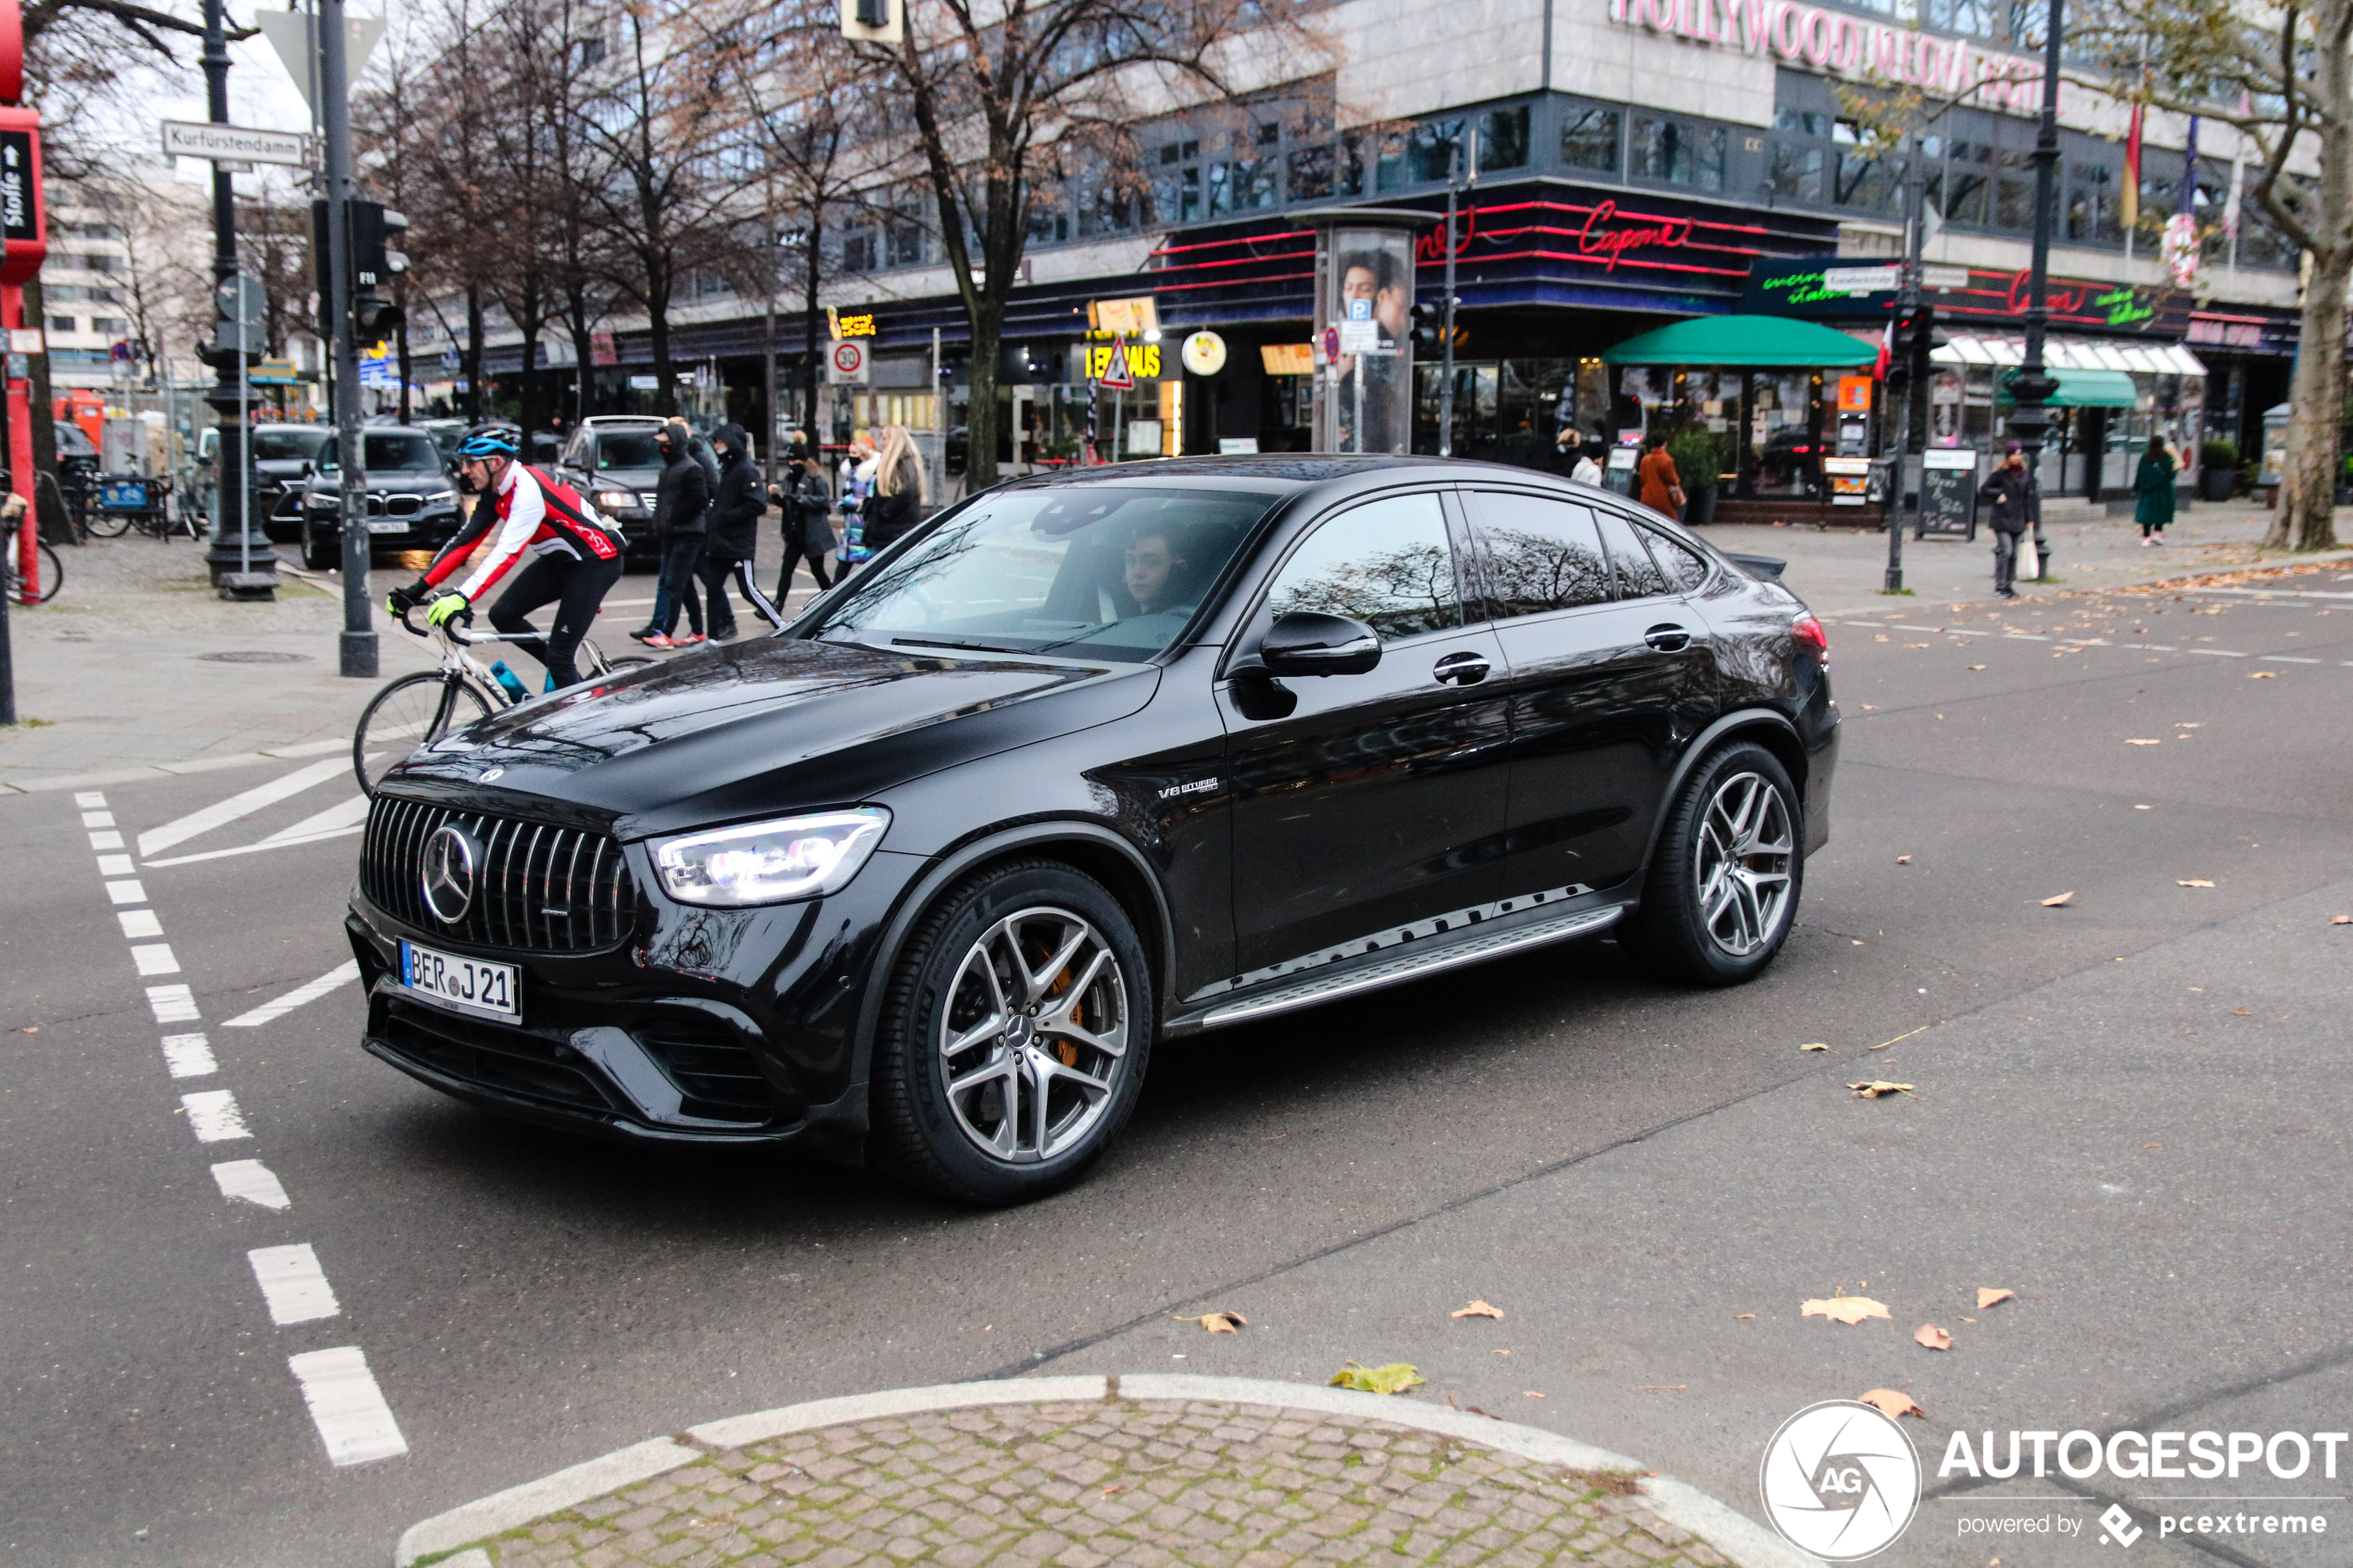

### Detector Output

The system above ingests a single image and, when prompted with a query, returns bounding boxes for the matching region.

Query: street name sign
[162,120,308,169]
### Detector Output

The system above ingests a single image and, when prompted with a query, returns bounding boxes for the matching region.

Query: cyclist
[385,426,623,689]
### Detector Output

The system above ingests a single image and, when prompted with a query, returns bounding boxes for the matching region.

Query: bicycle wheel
[33,542,60,602]
[82,509,131,539]
[353,672,493,795]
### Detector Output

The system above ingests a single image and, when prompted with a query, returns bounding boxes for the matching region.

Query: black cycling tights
[488,553,624,688]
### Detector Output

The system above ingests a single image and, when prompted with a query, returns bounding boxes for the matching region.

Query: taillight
[1792,612,1829,666]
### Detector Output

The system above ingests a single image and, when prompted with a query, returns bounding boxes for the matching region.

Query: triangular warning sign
[1099,332,1135,391]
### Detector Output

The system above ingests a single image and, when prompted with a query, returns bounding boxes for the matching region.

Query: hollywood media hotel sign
[1610,0,2047,109]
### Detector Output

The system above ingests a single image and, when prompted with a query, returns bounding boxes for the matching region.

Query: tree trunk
[22,277,67,544]
[2271,245,2348,552]
[802,213,821,452]
[395,276,413,424]
[462,285,484,422]
[964,295,1001,490]
[647,264,675,417]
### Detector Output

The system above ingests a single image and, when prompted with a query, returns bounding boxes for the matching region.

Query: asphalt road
[5,575,2350,1567]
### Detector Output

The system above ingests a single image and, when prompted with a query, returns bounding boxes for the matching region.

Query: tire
[1619,741,1804,986]
[353,672,491,795]
[32,542,61,602]
[601,656,655,674]
[302,525,339,572]
[82,509,130,539]
[872,860,1154,1205]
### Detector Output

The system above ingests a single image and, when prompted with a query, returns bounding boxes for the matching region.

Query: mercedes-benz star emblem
[479,767,504,783]
[421,823,482,924]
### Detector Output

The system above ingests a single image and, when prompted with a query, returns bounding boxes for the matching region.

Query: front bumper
[346,847,917,1153]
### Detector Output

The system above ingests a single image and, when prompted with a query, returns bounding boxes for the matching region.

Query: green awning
[2047,369,2138,408]
[1602,315,1880,368]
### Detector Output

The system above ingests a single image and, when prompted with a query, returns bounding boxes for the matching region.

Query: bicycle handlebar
[396,601,548,647]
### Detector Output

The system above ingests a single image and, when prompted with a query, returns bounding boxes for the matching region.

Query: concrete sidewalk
[395,1377,1810,1568]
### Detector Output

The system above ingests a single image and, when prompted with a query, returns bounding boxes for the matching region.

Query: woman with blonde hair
[862,424,928,555]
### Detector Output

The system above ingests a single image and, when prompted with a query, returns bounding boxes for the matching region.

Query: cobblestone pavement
[447,1397,1735,1568]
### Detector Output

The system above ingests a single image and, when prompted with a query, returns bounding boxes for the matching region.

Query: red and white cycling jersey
[423,463,621,599]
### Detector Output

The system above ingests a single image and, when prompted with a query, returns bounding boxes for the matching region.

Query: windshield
[53,422,96,457]
[323,433,442,473]
[252,429,327,462]
[595,433,663,470]
[809,485,1281,661]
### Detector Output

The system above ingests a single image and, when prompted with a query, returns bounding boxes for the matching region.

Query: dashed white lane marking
[97,853,134,877]
[131,943,181,977]
[89,829,124,850]
[105,879,147,905]
[117,909,164,939]
[73,791,107,808]
[248,1244,341,1324]
[146,984,200,1022]
[224,960,361,1030]
[2188,647,2247,658]
[288,1347,409,1466]
[143,826,364,868]
[136,756,349,859]
[212,1159,291,1210]
[264,795,371,844]
[2263,655,2322,663]
[81,810,115,828]
[181,1089,250,1143]
[161,1033,217,1078]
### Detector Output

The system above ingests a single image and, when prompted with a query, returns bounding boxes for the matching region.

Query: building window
[1154,139,1202,223]
[1630,116,1726,191]
[1939,140,1991,225]
[91,316,128,336]
[886,207,925,268]
[45,314,74,333]
[841,230,876,273]
[1478,106,1529,173]
[1378,118,1466,190]
[1769,143,1823,204]
[1209,155,1278,215]
[1288,141,1334,200]
[2066,163,2120,243]
[1559,106,1621,175]
[1994,148,2033,229]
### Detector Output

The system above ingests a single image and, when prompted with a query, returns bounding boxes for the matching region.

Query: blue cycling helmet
[456,426,520,459]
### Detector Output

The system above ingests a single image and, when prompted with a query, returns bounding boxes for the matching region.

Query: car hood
[386,636,1160,838]
[306,472,451,494]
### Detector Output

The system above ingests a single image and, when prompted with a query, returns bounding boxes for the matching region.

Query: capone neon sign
[1608,0,2047,110]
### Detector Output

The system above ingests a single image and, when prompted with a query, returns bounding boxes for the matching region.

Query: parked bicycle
[81,473,195,542]
[352,602,652,794]
[2,506,62,604]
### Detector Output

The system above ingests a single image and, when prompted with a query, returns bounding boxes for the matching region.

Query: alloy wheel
[938,905,1130,1164]
[1692,771,1794,958]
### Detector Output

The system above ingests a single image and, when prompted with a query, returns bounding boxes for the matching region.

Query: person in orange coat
[1637,432,1683,521]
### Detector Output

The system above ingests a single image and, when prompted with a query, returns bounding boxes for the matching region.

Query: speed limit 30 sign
[828,338,870,383]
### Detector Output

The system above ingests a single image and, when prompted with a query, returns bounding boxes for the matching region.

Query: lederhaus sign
[1610,0,2048,110]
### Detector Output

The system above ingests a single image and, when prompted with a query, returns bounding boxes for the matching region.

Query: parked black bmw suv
[349,457,1836,1203]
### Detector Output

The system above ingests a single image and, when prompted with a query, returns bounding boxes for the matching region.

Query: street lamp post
[2005,0,2067,569]
[1884,129,1925,594]
[197,0,273,596]
[319,0,374,676]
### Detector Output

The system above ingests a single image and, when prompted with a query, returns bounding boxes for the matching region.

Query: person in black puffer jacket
[635,420,711,647]
[696,423,780,638]
[772,440,836,603]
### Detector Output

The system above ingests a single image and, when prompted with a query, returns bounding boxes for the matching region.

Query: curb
[393,1373,1820,1568]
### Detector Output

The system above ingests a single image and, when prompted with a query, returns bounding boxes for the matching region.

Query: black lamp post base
[204,542,279,594]
[339,628,378,679]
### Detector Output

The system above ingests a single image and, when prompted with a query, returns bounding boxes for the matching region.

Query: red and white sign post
[0,0,44,606]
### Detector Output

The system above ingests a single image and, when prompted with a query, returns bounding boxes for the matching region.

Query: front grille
[635,1018,779,1123]
[376,997,620,1115]
[362,795,635,952]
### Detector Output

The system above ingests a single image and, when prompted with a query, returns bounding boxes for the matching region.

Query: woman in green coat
[2135,433,2177,546]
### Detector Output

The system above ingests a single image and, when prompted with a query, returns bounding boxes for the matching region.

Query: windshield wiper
[887,635,1029,656]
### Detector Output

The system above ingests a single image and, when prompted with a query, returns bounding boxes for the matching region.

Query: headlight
[424,488,457,505]
[650,809,889,907]
[595,490,636,512]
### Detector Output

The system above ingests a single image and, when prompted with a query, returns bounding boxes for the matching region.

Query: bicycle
[81,474,196,542]
[2,511,62,604]
[352,604,654,795]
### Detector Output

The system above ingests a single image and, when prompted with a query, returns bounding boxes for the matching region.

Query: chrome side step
[1195,905,1624,1030]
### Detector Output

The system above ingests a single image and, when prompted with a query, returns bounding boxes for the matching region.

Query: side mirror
[1253,611,1381,677]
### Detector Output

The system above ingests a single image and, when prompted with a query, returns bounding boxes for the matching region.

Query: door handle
[1433,651,1490,684]
[1644,623,1692,652]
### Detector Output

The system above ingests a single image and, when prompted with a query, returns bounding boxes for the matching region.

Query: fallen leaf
[1802,1297,1892,1326]
[1733,1313,1756,1320]
[1636,1385,1687,1391]
[1914,1323,1953,1350]
[2176,721,2202,729]
[2233,1007,2253,1016]
[1977,1288,2015,1310]
[1859,1388,1924,1419]
[1905,643,1930,648]
[1848,1081,1919,1098]
[1960,1316,1976,1323]
[1895,855,1912,864]
[1175,1311,1246,1334]
[1968,664,1986,671]
[1451,1299,1504,1321]
[2125,738,2163,746]
[17,1026,33,1034]
[2250,671,2278,678]
[2041,892,2074,907]
[1799,1042,1829,1052]
[2177,879,2215,887]
[2333,916,2352,925]
[1523,1390,1548,1399]
[1858,704,1878,710]
[1327,1361,1425,1395]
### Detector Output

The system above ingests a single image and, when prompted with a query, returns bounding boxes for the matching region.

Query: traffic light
[311,198,408,345]
[1883,307,1948,390]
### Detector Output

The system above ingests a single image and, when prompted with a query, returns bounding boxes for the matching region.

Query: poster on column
[1319,227,1413,455]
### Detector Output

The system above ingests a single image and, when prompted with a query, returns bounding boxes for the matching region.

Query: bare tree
[854,0,1312,487]
[2084,0,2347,551]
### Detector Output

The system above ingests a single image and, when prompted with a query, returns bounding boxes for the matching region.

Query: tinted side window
[1642,528,1712,592]
[1469,490,1611,618]
[1264,493,1462,644]
[1594,510,1671,599]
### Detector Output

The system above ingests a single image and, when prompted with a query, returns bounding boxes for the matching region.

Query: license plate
[398,940,519,1022]
[367,518,409,533]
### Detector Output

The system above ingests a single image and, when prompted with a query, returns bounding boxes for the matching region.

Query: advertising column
[1307,212,1421,455]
